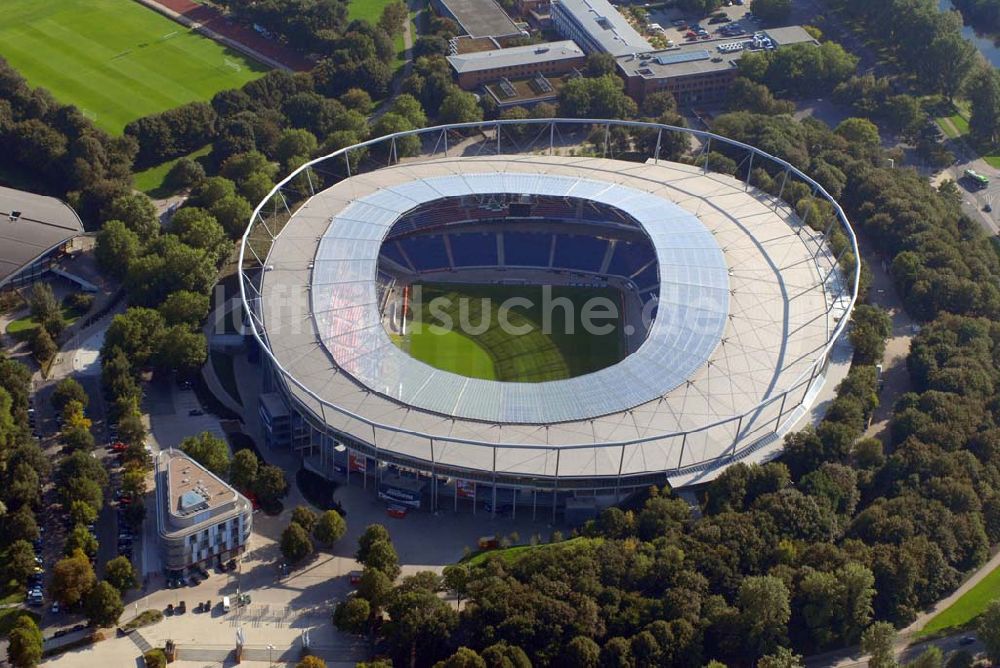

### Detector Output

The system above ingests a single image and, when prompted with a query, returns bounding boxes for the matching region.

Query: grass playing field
[395,283,627,382]
[0,0,269,134]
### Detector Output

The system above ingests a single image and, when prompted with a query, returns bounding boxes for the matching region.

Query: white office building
[155,450,253,574]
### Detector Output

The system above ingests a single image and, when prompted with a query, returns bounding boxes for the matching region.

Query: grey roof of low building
[552,0,652,56]
[448,40,584,74]
[438,0,522,37]
[0,186,84,286]
[615,27,817,80]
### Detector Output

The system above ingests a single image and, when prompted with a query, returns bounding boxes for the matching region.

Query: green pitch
[397,283,627,383]
[0,0,269,134]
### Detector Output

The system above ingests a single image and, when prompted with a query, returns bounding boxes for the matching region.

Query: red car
[111,441,128,452]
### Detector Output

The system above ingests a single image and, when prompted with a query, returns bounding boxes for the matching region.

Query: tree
[296,657,327,668]
[835,117,881,149]
[362,539,400,580]
[861,622,897,668]
[922,32,976,102]
[208,194,253,237]
[170,207,230,265]
[165,157,206,190]
[850,304,892,365]
[7,614,43,668]
[50,548,96,607]
[230,449,259,491]
[29,283,60,329]
[481,642,530,668]
[31,327,57,365]
[739,575,791,656]
[5,540,38,585]
[333,596,370,635]
[103,307,166,368]
[356,524,392,563]
[155,325,207,374]
[104,555,138,593]
[758,647,804,668]
[585,52,616,77]
[85,580,124,627]
[372,113,420,157]
[275,129,318,168]
[253,464,289,507]
[64,523,98,558]
[751,0,791,23]
[52,378,88,412]
[979,599,1000,663]
[439,91,483,125]
[969,66,1000,144]
[180,432,231,479]
[341,88,374,114]
[435,647,485,668]
[143,650,167,668]
[280,521,314,564]
[95,220,142,280]
[313,509,347,547]
[69,500,98,527]
[563,636,600,668]
[103,193,159,239]
[292,505,319,534]
[390,94,428,128]
[158,290,210,328]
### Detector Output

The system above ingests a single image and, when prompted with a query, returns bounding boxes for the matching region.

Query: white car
[51,601,60,614]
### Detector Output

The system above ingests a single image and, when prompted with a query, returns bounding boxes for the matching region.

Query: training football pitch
[0,0,269,134]
[395,283,627,383]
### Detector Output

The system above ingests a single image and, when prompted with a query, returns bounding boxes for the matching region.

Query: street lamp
[267,643,275,667]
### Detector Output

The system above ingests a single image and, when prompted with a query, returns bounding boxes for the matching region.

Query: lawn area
[133,144,212,197]
[397,283,626,383]
[919,561,1000,637]
[0,0,269,134]
[462,537,599,567]
[6,303,83,341]
[348,0,407,71]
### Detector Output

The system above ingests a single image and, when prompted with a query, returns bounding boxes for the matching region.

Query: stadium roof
[436,0,522,38]
[259,155,840,479]
[552,0,652,56]
[0,186,83,287]
[447,40,584,74]
[311,172,729,424]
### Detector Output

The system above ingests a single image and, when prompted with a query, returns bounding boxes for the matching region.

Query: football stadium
[240,119,858,520]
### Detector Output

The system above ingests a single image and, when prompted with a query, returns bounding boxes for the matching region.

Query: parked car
[177,601,186,614]
[51,601,60,614]
[960,636,977,646]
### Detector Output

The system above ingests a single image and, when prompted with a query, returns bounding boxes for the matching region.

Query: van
[222,596,231,613]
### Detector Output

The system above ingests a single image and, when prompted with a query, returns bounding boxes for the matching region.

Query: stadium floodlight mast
[238,118,859,511]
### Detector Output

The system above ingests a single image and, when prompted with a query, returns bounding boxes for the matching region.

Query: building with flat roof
[448,40,585,87]
[432,0,522,38]
[550,0,651,56]
[154,450,252,573]
[616,28,818,103]
[0,186,84,291]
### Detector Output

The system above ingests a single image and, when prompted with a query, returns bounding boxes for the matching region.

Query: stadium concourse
[249,150,853,519]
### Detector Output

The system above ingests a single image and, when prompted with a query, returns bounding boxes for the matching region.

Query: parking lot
[642,1,763,43]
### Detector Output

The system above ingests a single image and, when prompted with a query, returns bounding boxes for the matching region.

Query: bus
[965,169,989,189]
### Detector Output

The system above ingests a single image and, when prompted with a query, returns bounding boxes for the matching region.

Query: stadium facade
[241,120,857,520]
